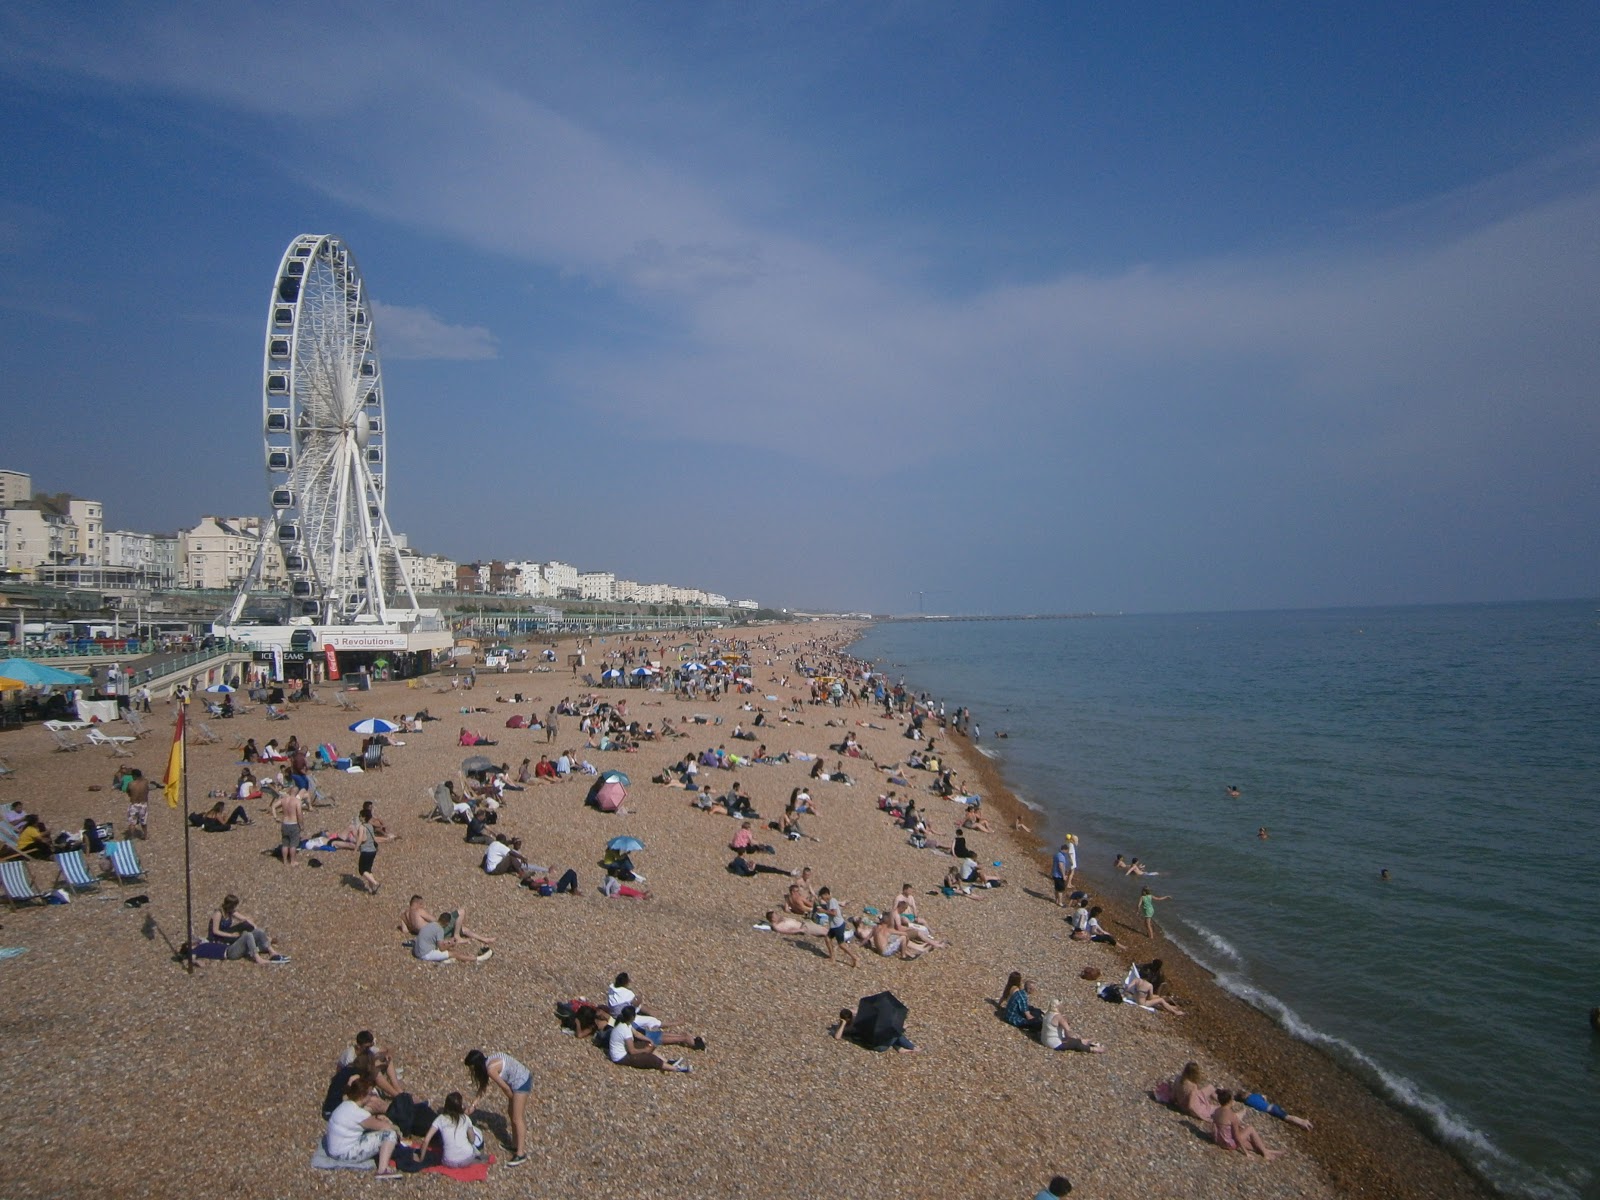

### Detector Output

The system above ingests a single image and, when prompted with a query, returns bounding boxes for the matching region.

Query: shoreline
[0,618,1489,1199]
[842,620,1491,1199]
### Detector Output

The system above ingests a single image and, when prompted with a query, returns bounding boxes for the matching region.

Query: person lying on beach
[458,728,497,746]
[1211,1089,1285,1159]
[941,866,984,897]
[1167,1062,1312,1129]
[729,848,795,878]
[763,909,827,935]
[856,917,928,959]
[194,801,251,832]
[599,875,652,900]
[1041,999,1105,1052]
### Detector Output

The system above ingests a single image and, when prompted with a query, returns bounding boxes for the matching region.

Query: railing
[0,641,145,660]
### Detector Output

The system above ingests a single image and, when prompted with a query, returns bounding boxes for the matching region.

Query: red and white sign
[323,644,341,680]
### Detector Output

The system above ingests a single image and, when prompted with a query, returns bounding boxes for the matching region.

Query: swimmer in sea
[1379,869,1390,882]
[1257,826,1269,840]
[1226,785,1241,798]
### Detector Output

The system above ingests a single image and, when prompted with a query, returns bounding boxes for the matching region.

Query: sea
[850,599,1600,1200]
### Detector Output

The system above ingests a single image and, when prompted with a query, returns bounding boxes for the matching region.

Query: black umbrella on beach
[847,992,908,1050]
[461,755,494,774]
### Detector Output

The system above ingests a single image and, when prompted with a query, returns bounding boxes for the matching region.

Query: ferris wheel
[251,234,419,624]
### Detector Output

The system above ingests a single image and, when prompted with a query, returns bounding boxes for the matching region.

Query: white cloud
[371,302,497,361]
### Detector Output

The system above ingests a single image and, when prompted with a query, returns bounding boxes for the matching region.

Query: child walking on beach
[1139,886,1172,938]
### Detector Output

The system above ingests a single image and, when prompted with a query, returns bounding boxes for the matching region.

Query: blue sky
[2,2,1597,614]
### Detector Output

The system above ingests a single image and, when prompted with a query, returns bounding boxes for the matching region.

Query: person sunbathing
[763,909,826,935]
[858,917,928,959]
[1126,975,1184,1015]
[1211,1089,1285,1159]
[1170,1062,1312,1130]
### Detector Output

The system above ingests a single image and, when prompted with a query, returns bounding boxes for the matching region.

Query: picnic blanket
[423,1155,495,1181]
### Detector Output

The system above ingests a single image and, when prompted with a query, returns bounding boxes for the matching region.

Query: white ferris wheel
[234,234,419,625]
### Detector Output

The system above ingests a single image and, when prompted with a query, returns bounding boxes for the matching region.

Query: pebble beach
[0,620,1488,1199]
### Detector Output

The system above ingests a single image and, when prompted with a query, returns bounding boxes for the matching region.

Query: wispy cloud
[371,303,497,361]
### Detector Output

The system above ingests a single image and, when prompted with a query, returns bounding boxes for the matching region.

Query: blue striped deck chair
[105,840,147,886]
[0,821,27,862]
[54,849,102,894]
[1,859,45,908]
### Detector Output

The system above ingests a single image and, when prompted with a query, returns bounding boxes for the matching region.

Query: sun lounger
[104,840,147,885]
[43,720,88,733]
[48,728,86,753]
[122,710,153,737]
[193,722,222,745]
[86,728,136,756]
[54,849,102,894]
[1,860,45,908]
[334,692,356,711]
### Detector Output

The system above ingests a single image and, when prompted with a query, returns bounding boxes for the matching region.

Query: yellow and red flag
[162,709,186,808]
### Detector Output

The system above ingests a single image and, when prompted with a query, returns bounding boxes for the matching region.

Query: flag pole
[181,707,194,974]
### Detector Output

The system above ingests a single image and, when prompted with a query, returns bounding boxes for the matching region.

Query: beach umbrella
[847,991,909,1050]
[0,676,27,691]
[600,669,623,681]
[205,683,236,694]
[0,660,93,687]
[349,718,400,735]
[594,781,627,812]
[606,835,645,853]
[461,754,495,773]
[630,666,655,677]
[681,661,706,672]
[709,658,728,667]
[599,769,630,786]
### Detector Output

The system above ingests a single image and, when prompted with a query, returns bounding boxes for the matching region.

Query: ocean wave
[1182,921,1244,966]
[1198,967,1584,1200]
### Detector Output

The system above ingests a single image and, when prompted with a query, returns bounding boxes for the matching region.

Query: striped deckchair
[1,860,45,908]
[54,849,102,894]
[104,840,147,885]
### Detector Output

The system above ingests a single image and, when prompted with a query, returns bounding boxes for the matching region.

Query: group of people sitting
[319,1030,533,1173]
[557,972,707,1074]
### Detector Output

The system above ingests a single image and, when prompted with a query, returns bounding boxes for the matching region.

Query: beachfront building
[734,599,759,610]
[181,516,286,591]
[542,561,579,597]
[66,499,103,566]
[0,504,75,573]
[104,529,180,589]
[578,571,616,602]
[396,545,456,594]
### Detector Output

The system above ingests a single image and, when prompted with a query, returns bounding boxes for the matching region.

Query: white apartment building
[0,505,74,571]
[542,561,579,596]
[105,529,180,588]
[397,547,457,593]
[67,499,103,566]
[0,469,31,508]
[577,571,616,602]
[182,516,286,590]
